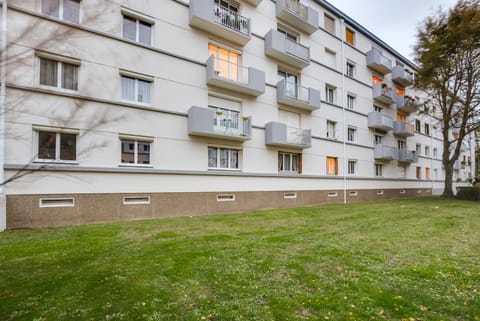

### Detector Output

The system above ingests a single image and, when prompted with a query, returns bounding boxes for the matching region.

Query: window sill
[118,164,153,168]
[121,99,152,107]
[208,168,241,172]
[38,84,78,94]
[33,160,79,165]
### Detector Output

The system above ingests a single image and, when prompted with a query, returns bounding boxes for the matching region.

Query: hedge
[456,187,480,201]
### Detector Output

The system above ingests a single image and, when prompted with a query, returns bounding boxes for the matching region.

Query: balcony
[245,0,262,6]
[265,121,311,149]
[366,48,392,75]
[367,112,393,131]
[373,83,394,105]
[265,29,310,69]
[392,66,414,87]
[188,106,251,141]
[276,0,319,34]
[396,95,419,113]
[276,79,320,112]
[374,145,398,161]
[206,55,265,96]
[189,0,251,46]
[393,121,414,137]
[398,150,418,163]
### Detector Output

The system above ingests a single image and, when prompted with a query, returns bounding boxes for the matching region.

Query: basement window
[328,191,338,197]
[400,189,406,194]
[216,194,235,202]
[377,190,384,195]
[123,196,151,205]
[39,197,75,208]
[284,192,297,199]
[349,191,358,196]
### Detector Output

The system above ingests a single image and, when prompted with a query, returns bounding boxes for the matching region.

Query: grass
[0,197,479,321]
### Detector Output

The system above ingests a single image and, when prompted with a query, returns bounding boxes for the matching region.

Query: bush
[456,187,480,201]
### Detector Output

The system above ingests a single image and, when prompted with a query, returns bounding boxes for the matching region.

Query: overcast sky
[326,0,458,61]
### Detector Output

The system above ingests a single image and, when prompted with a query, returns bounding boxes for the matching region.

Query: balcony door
[209,43,240,81]
[278,70,298,99]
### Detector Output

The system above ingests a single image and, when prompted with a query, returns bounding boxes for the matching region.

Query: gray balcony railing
[285,37,309,62]
[373,83,394,105]
[276,79,321,111]
[366,47,393,75]
[367,112,393,131]
[285,0,308,19]
[265,121,311,149]
[286,126,310,146]
[283,81,309,102]
[393,121,414,137]
[206,55,265,96]
[398,150,418,163]
[213,5,249,35]
[374,145,398,160]
[396,95,419,113]
[392,65,414,87]
[213,112,249,137]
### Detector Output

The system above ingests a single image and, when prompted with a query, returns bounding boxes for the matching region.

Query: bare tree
[414,0,480,197]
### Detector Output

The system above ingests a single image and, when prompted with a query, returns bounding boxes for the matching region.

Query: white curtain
[41,0,59,17]
[123,16,137,41]
[139,21,152,45]
[137,80,151,103]
[122,76,135,101]
[63,0,80,23]
[40,58,58,87]
[61,63,78,90]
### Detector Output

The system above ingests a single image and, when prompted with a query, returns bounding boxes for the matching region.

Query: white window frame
[374,105,383,112]
[119,134,153,167]
[120,69,154,105]
[347,94,355,110]
[33,125,79,163]
[325,85,336,104]
[347,127,356,142]
[122,12,154,46]
[279,152,300,173]
[208,146,241,171]
[348,160,356,175]
[425,146,430,157]
[326,120,336,139]
[36,52,80,92]
[41,0,81,23]
[374,134,383,145]
[375,163,383,177]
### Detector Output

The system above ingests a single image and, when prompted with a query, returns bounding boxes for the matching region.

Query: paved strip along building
[0,0,476,229]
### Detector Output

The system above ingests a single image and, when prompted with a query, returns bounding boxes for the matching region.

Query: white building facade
[0,0,475,229]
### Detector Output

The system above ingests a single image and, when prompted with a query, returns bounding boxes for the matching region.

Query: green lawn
[1,197,479,321]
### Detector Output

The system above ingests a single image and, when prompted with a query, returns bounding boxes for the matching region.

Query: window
[209,147,239,170]
[345,27,355,46]
[434,168,439,179]
[416,166,422,179]
[372,75,383,85]
[348,160,356,175]
[416,143,421,155]
[39,57,78,90]
[396,87,405,97]
[433,148,438,158]
[425,146,430,157]
[324,14,335,34]
[347,94,355,110]
[121,139,151,165]
[279,152,301,173]
[209,43,240,81]
[424,123,430,135]
[398,140,406,150]
[327,121,336,139]
[374,134,383,145]
[278,70,298,98]
[326,157,338,175]
[325,48,336,67]
[41,0,80,23]
[415,119,421,132]
[347,127,356,142]
[121,75,152,104]
[374,105,383,113]
[396,112,406,121]
[123,16,153,46]
[278,27,298,42]
[425,167,431,180]
[37,130,77,161]
[375,163,383,177]
[346,61,355,77]
[325,85,335,104]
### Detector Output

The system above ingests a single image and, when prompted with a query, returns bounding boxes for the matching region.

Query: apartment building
[0,0,475,229]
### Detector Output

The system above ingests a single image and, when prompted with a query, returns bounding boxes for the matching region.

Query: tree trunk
[442,166,455,198]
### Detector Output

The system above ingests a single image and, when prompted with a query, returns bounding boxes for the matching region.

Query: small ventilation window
[328,191,338,197]
[123,196,151,205]
[417,189,422,193]
[217,194,235,202]
[377,190,384,195]
[349,191,358,196]
[426,189,431,193]
[400,189,406,194]
[39,198,75,208]
[284,192,297,199]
